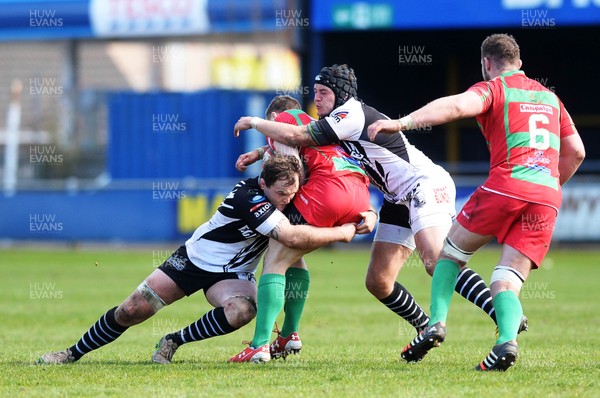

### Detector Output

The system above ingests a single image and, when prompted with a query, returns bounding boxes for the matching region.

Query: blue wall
[108,90,277,179]
[0,186,386,242]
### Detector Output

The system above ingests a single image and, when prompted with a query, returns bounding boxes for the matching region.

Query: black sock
[166,307,236,346]
[69,306,128,360]
[380,282,430,333]
[455,267,497,323]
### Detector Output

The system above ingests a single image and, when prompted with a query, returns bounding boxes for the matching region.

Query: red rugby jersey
[273,110,368,183]
[272,109,370,226]
[467,70,577,210]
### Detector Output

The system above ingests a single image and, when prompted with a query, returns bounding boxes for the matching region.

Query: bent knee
[223,296,257,328]
[365,274,394,299]
[115,294,155,326]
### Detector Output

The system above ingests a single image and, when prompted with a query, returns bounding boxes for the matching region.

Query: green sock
[429,259,460,325]
[251,273,286,348]
[494,290,523,345]
[280,268,310,338]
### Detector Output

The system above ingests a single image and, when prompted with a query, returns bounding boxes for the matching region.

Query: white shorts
[373,172,456,250]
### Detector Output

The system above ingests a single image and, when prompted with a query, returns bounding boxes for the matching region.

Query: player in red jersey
[368,33,585,371]
[230,96,374,362]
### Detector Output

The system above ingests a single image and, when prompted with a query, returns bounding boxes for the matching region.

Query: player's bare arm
[558,133,585,185]
[234,116,316,147]
[266,217,356,250]
[367,91,484,141]
[235,146,267,172]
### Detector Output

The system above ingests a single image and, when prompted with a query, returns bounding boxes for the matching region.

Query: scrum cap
[314,64,358,108]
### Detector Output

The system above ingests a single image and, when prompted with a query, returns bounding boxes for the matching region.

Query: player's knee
[223,296,257,328]
[365,272,392,298]
[490,265,525,294]
[440,237,472,265]
[115,295,154,326]
[417,250,437,276]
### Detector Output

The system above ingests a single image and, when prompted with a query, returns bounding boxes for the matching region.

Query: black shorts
[158,246,256,296]
[379,200,411,228]
[283,201,308,225]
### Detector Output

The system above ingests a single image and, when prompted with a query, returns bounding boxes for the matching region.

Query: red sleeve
[559,101,578,139]
[467,81,495,114]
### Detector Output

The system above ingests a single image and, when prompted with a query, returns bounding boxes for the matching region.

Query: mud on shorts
[158,246,256,296]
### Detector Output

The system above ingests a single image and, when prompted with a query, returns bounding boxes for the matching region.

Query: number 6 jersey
[468,70,578,211]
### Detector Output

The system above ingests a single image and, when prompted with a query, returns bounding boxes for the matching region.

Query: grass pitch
[1,245,599,397]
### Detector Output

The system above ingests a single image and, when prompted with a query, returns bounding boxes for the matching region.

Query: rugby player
[369,33,585,371]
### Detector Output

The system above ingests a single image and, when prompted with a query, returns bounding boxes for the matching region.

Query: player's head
[259,153,301,211]
[480,33,522,81]
[265,95,302,121]
[314,64,358,118]
[274,109,313,126]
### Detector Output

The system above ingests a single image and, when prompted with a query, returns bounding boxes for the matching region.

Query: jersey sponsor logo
[331,110,349,123]
[166,254,187,271]
[249,194,266,203]
[299,193,309,205]
[519,104,554,115]
[433,186,450,204]
[251,202,272,218]
[523,150,551,174]
[250,202,270,212]
[238,225,257,239]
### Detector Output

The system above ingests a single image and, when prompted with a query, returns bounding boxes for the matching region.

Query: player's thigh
[446,220,494,255]
[263,238,309,274]
[204,278,257,308]
[144,268,186,305]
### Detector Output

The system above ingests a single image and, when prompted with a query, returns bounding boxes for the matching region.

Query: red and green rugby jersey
[274,110,368,184]
[467,70,577,210]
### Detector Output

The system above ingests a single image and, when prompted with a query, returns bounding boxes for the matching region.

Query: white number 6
[528,114,550,150]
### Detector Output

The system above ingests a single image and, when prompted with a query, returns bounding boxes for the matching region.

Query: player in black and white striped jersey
[37,154,358,365]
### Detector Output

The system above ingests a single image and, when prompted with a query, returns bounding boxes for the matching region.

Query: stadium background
[0,0,599,244]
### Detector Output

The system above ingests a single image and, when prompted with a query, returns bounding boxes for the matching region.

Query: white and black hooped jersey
[185,177,284,273]
[307,97,445,204]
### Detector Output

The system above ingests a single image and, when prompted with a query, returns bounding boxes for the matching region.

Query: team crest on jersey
[331,110,349,123]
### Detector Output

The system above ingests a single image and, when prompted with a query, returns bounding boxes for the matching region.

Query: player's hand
[367,119,402,141]
[234,117,253,137]
[235,150,261,172]
[356,209,377,234]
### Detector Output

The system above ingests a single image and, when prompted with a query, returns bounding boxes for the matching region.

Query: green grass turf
[1,246,599,397]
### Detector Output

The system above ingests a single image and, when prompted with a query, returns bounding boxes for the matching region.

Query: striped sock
[380,282,429,333]
[167,307,235,345]
[69,306,128,360]
[455,267,497,323]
